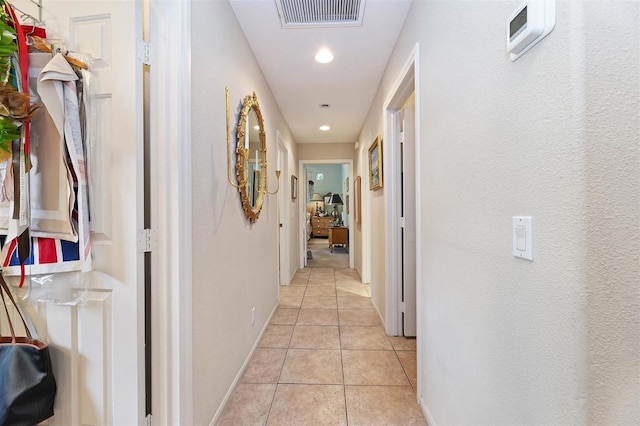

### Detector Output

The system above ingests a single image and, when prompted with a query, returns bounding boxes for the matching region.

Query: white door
[14,1,144,424]
[401,101,416,337]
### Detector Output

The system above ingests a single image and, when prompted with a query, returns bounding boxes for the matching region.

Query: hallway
[218,267,425,425]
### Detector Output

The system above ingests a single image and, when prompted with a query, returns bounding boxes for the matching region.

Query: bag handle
[0,273,32,342]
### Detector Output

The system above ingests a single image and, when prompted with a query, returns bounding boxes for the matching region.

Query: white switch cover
[513,216,533,261]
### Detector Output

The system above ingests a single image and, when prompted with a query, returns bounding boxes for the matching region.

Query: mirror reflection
[245,108,264,209]
[236,92,266,223]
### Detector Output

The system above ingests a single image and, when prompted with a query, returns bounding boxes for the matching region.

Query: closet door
[19,1,144,425]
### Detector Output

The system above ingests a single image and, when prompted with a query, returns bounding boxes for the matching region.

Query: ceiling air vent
[275,0,366,28]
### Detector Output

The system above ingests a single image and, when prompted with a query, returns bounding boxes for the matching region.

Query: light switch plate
[513,216,533,261]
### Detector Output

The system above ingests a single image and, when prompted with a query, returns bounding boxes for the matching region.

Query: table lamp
[328,193,343,224]
[311,193,324,215]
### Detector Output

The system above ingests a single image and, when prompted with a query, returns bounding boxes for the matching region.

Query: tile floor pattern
[218,267,426,426]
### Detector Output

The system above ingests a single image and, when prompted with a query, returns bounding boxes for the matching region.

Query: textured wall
[190,2,297,423]
[359,0,639,424]
[583,2,640,424]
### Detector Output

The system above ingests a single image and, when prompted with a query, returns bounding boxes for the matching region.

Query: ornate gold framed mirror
[236,92,266,223]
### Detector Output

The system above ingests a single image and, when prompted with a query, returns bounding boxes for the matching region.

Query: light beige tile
[334,268,361,281]
[338,308,381,327]
[280,349,343,384]
[309,267,334,275]
[336,283,369,297]
[389,336,417,351]
[340,326,393,350]
[279,286,306,298]
[279,294,303,308]
[259,325,294,348]
[296,308,339,326]
[302,296,337,309]
[241,349,287,384]
[267,384,346,426]
[342,350,409,386]
[345,385,426,425]
[305,285,337,297]
[294,269,311,278]
[290,326,340,349]
[306,276,336,286]
[397,350,418,390]
[289,276,308,286]
[270,308,299,325]
[337,296,372,309]
[335,278,363,287]
[218,384,276,426]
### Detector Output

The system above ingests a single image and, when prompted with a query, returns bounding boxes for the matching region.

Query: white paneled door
[15,1,144,425]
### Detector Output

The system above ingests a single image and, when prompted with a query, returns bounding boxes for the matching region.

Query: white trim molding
[384,44,420,338]
[149,0,193,424]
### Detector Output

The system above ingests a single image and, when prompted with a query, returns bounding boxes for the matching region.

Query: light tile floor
[218,267,426,426]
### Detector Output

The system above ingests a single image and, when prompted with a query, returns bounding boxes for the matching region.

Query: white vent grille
[275,0,366,28]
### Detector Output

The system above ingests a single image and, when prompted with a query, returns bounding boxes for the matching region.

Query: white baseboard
[420,395,437,426]
[209,303,279,426]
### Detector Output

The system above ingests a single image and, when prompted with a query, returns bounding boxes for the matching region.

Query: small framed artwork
[354,176,362,224]
[291,175,298,200]
[368,136,383,190]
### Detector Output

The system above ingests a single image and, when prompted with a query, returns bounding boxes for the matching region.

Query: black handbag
[0,275,56,426]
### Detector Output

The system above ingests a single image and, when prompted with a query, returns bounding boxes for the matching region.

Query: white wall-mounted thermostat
[507,0,555,61]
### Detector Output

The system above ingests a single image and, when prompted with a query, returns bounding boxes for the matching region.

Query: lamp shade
[328,193,343,205]
[311,193,323,201]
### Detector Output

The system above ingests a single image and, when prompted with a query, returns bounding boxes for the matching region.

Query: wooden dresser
[328,227,348,252]
[311,216,333,237]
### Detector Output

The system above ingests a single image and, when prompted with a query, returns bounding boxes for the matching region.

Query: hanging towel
[37,53,91,272]
[4,52,76,241]
[1,53,92,275]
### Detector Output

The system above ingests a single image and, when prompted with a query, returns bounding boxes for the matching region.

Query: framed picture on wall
[368,136,383,190]
[354,176,362,224]
[291,175,298,200]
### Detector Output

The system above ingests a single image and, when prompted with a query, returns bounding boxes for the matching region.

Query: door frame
[298,159,355,270]
[277,132,290,285]
[149,1,193,424]
[383,44,422,341]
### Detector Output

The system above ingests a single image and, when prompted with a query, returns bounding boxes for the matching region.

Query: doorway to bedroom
[300,160,354,270]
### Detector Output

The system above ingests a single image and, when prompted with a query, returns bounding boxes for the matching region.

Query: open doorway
[384,46,420,340]
[299,160,354,270]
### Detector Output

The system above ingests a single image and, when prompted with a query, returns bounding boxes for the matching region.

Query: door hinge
[137,229,156,253]
[400,217,405,228]
[400,131,405,144]
[146,414,152,426]
[137,39,151,65]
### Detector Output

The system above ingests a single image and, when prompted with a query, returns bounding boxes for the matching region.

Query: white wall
[358,0,639,424]
[298,142,355,161]
[357,103,386,319]
[190,2,297,423]
[582,2,639,422]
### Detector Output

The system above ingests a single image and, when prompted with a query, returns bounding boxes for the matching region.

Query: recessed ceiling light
[315,48,333,64]
[319,125,330,131]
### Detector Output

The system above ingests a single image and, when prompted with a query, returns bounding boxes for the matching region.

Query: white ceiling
[229,0,412,144]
